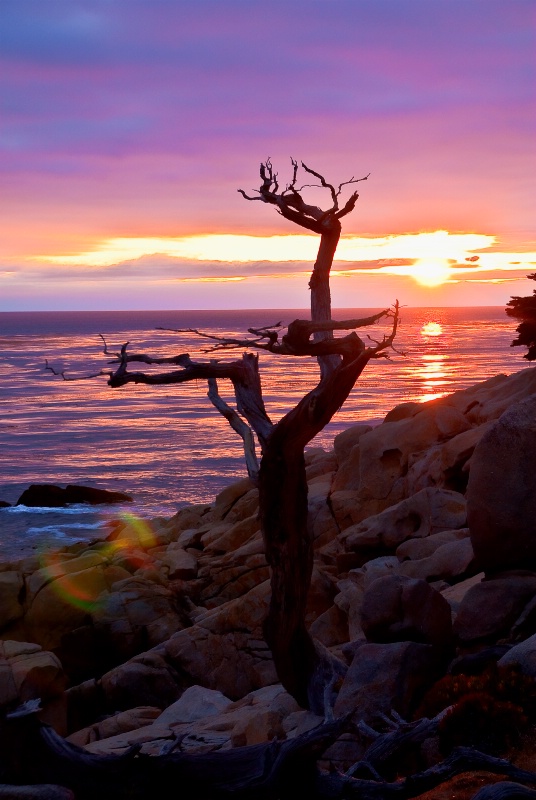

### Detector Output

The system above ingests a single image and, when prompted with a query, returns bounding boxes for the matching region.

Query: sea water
[0,307,524,559]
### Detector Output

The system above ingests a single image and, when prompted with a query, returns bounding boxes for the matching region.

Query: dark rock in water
[16,483,133,507]
[0,500,11,508]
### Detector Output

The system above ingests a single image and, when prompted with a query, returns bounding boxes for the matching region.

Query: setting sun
[410,259,452,287]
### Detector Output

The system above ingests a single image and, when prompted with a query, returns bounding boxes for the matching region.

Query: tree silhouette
[506,273,536,361]
[49,159,400,712]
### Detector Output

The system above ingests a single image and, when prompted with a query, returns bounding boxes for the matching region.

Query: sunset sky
[1,0,535,311]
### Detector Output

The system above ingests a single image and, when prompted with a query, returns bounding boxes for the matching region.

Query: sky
[1,0,535,311]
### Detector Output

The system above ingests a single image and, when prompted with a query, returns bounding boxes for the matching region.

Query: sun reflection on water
[417,322,448,402]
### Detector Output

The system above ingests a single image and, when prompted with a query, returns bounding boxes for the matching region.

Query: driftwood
[2,703,536,800]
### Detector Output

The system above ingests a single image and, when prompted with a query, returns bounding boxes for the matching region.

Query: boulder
[446,367,536,425]
[397,537,475,583]
[0,570,25,628]
[333,424,374,463]
[99,650,184,712]
[24,563,110,651]
[156,685,232,725]
[467,395,536,574]
[404,423,493,496]
[16,484,133,507]
[91,577,190,667]
[497,632,536,677]
[164,581,276,700]
[396,528,469,562]
[0,641,68,733]
[328,488,467,570]
[334,640,442,723]
[360,574,453,649]
[356,404,471,514]
[66,706,161,747]
[331,424,374,491]
[453,574,536,644]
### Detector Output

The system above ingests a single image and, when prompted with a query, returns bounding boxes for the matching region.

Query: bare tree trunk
[260,225,358,711]
[310,226,342,378]
[259,440,316,709]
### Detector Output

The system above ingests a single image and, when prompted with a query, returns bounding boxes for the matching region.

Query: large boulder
[0,641,68,734]
[453,574,536,644]
[360,574,453,650]
[467,395,536,574]
[334,640,442,724]
[163,581,277,700]
[324,487,466,571]
[355,404,471,515]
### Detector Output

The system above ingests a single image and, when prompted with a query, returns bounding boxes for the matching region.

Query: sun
[410,258,452,287]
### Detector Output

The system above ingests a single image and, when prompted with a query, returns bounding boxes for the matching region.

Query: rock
[453,575,536,644]
[356,404,471,514]
[0,785,75,799]
[396,528,469,561]
[467,395,536,574]
[0,641,68,734]
[0,500,11,508]
[447,367,536,425]
[154,547,198,580]
[164,581,276,700]
[449,645,512,676]
[328,488,467,570]
[333,578,366,642]
[404,422,493,496]
[397,537,475,583]
[66,706,161,746]
[156,685,232,725]
[90,577,190,667]
[305,451,338,481]
[360,575,453,649]
[206,478,255,522]
[440,572,484,619]
[333,423,374,464]
[24,563,110,651]
[0,571,24,628]
[334,640,442,723]
[355,556,402,588]
[309,604,349,648]
[331,424,374,492]
[497,632,536,676]
[200,514,259,554]
[16,484,133,507]
[99,650,184,712]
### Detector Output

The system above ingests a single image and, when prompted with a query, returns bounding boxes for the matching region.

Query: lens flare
[38,514,159,609]
[39,551,107,611]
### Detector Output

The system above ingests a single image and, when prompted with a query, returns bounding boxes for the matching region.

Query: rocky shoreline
[2,367,536,798]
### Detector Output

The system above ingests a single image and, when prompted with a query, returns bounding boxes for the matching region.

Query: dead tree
[81,160,399,712]
[3,701,536,800]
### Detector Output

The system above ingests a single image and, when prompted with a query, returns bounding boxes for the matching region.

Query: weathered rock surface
[467,395,536,574]
[2,367,536,790]
[334,640,442,723]
[360,574,453,649]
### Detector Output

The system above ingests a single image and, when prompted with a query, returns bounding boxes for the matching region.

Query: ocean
[0,306,524,560]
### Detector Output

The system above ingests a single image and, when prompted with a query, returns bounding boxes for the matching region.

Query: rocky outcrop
[1,366,536,789]
[467,395,536,574]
